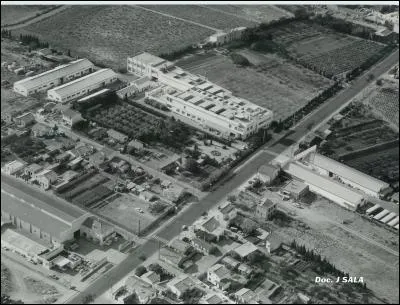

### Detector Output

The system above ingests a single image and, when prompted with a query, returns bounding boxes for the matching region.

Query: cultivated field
[265,21,387,77]
[1,5,55,26]
[366,78,399,129]
[177,51,332,120]
[202,5,293,23]
[141,5,258,30]
[17,6,214,70]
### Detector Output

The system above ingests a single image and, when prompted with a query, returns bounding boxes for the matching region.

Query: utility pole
[138,219,141,236]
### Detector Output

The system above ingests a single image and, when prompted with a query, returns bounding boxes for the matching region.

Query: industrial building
[1,185,89,245]
[13,59,94,96]
[284,162,365,210]
[304,152,390,198]
[47,68,117,103]
[127,52,273,139]
[207,27,247,45]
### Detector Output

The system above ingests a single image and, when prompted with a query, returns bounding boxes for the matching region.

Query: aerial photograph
[1,1,399,304]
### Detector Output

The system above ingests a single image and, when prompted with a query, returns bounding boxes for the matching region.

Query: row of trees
[19,34,49,49]
[1,29,12,38]
[160,45,196,61]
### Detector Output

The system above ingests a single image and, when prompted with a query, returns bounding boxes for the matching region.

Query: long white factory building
[13,59,94,96]
[127,52,273,139]
[47,68,117,103]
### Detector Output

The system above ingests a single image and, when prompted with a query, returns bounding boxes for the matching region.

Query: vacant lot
[142,5,257,30]
[274,197,399,303]
[1,5,55,26]
[17,6,214,70]
[95,193,156,235]
[177,51,332,120]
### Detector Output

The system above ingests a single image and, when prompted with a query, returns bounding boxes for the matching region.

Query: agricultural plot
[88,103,160,140]
[260,21,387,77]
[367,85,399,129]
[202,5,293,23]
[178,52,332,120]
[141,5,258,30]
[17,6,214,69]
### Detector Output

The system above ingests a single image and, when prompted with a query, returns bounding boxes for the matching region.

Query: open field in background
[202,5,293,22]
[141,5,258,30]
[16,6,214,70]
[176,51,332,120]
[1,5,55,26]
[263,21,386,77]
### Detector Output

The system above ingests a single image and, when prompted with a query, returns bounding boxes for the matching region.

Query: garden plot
[17,6,214,70]
[180,52,332,120]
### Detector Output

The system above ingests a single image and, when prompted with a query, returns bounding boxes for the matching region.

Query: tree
[376,79,384,86]
[124,293,139,304]
[135,265,147,277]
[184,157,199,173]
[242,218,258,235]
[230,53,251,66]
[81,294,95,304]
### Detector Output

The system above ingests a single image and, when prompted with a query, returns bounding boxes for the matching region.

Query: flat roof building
[14,59,94,97]
[127,53,273,140]
[47,68,117,103]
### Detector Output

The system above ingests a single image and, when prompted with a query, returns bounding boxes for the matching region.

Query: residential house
[31,123,53,137]
[3,160,27,175]
[199,294,224,304]
[24,163,43,177]
[221,256,240,270]
[159,247,187,268]
[61,108,83,128]
[169,238,193,255]
[55,151,71,163]
[283,180,309,200]
[196,215,225,242]
[80,217,116,246]
[219,201,237,221]
[166,275,197,299]
[191,238,213,255]
[35,169,58,190]
[139,191,158,202]
[255,199,277,220]
[125,276,157,304]
[141,271,161,286]
[257,164,279,185]
[207,264,231,290]
[75,144,95,158]
[233,242,259,260]
[238,264,253,277]
[128,139,145,150]
[234,288,258,304]
[88,151,106,167]
[107,129,128,143]
[14,112,35,128]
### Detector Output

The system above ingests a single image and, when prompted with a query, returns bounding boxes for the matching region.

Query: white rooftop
[14,59,93,90]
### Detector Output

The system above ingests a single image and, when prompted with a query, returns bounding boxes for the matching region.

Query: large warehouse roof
[14,59,93,90]
[309,153,389,193]
[48,68,116,98]
[284,162,364,206]
[1,190,72,240]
